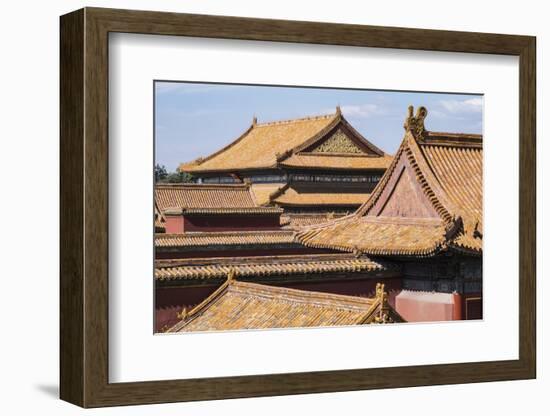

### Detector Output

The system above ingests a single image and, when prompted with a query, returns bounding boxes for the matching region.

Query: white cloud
[339,103,384,118]
[439,97,483,114]
[428,109,451,119]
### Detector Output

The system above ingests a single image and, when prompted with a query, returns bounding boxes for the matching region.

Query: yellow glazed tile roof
[155,230,297,248]
[271,184,371,207]
[298,106,483,256]
[280,153,393,170]
[155,183,256,211]
[280,213,349,229]
[155,183,279,215]
[155,253,392,281]
[249,183,285,205]
[180,113,339,172]
[299,217,449,257]
[179,110,389,173]
[166,280,403,332]
[420,135,483,249]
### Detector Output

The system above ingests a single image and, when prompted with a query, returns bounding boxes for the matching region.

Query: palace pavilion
[179,107,393,223]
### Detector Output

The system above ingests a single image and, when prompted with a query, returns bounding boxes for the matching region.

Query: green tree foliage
[165,171,193,183]
[154,164,168,182]
[155,164,193,183]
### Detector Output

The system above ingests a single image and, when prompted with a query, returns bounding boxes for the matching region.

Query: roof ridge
[229,280,375,308]
[419,132,483,150]
[154,253,399,283]
[353,133,410,217]
[154,258,386,275]
[267,182,290,203]
[187,272,235,316]
[291,152,385,158]
[155,183,248,189]
[155,253,379,267]
[403,134,457,224]
[256,111,337,127]
[178,207,283,214]
[156,229,294,237]
[424,131,483,139]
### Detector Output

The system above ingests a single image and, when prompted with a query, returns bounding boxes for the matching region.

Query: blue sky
[155,82,483,171]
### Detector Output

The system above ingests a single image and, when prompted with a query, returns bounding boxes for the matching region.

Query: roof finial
[336,105,342,115]
[375,282,386,301]
[374,283,391,323]
[176,307,188,320]
[252,115,257,126]
[403,105,428,138]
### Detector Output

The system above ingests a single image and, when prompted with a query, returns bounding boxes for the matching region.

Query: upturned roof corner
[403,105,428,139]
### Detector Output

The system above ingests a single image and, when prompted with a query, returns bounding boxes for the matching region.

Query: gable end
[370,152,439,219]
[310,128,366,154]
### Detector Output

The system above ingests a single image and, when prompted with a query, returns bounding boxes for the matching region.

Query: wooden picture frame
[60,7,536,408]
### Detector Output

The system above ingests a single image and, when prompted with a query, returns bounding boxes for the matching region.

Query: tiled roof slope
[270,184,371,207]
[300,218,450,256]
[280,213,349,229]
[155,183,258,211]
[155,253,393,281]
[155,230,297,248]
[179,109,388,173]
[280,153,393,170]
[298,106,482,256]
[166,280,404,332]
[250,183,284,205]
[421,137,483,250]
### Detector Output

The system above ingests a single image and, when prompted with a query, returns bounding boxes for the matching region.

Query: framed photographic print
[60,7,536,408]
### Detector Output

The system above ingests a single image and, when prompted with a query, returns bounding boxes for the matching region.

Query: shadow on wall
[34,384,59,399]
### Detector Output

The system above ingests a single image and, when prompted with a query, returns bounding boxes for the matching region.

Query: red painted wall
[155,246,333,259]
[164,215,184,234]
[155,285,220,332]
[463,294,483,320]
[164,214,281,233]
[183,215,281,232]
